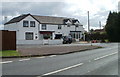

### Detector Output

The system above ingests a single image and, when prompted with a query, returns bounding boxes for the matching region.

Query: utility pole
[87,11,92,46]
[88,11,90,32]
[99,21,101,29]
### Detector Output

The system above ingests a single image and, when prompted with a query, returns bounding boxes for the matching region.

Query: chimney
[4,16,7,24]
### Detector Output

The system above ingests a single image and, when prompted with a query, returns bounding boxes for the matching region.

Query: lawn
[0,50,20,57]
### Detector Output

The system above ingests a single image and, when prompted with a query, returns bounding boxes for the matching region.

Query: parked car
[92,40,97,43]
[62,36,72,44]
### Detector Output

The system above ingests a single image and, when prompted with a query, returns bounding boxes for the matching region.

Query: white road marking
[0,61,13,64]
[42,63,84,76]
[19,58,30,61]
[89,60,91,62]
[36,56,45,59]
[49,55,56,57]
[94,52,118,61]
[88,71,90,72]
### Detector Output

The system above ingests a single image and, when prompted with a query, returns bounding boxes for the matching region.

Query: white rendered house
[4,14,85,45]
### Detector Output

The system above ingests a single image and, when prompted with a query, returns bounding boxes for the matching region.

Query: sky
[0,0,119,31]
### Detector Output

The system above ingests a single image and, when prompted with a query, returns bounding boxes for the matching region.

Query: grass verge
[0,50,20,57]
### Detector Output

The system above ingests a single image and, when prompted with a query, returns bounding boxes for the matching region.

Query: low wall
[17,40,43,45]
[47,39,63,45]
[17,39,63,45]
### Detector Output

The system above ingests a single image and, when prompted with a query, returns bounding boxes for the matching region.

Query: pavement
[1,43,119,76]
[17,43,100,56]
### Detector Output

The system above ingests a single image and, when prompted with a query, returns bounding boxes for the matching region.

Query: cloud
[1,0,118,31]
[0,25,4,30]
[2,2,66,17]
[119,1,120,11]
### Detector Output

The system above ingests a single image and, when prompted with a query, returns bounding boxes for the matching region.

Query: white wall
[4,22,19,40]
[17,39,63,45]
[4,23,18,31]
[4,15,40,41]
[17,15,39,40]
[39,24,85,38]
[17,40,43,45]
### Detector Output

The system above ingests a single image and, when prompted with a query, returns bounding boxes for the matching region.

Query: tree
[105,11,120,42]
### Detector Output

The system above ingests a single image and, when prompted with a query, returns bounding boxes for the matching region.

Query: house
[4,14,85,45]
[93,29,105,33]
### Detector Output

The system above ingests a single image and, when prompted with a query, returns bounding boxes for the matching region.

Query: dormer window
[67,24,70,27]
[65,20,71,24]
[23,21,29,27]
[65,20,72,27]
[75,25,79,27]
[74,21,82,27]
[30,21,35,27]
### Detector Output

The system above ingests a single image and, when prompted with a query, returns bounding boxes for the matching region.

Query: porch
[70,31,85,41]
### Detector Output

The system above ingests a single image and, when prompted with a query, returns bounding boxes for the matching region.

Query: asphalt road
[1,43,119,76]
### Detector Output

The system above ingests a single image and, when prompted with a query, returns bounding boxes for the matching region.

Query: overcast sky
[0,0,119,31]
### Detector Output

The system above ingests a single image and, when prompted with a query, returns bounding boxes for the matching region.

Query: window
[58,25,62,29]
[30,21,35,27]
[75,25,79,27]
[23,21,29,27]
[43,34,52,39]
[55,34,62,39]
[42,24,46,30]
[67,24,70,27]
[25,32,33,40]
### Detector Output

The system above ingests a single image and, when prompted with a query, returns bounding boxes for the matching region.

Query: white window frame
[30,21,35,27]
[23,20,29,27]
[58,25,62,29]
[25,32,34,40]
[42,24,47,30]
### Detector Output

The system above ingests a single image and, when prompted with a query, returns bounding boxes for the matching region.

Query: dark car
[62,36,72,44]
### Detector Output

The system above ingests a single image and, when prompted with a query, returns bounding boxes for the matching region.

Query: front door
[75,32,79,41]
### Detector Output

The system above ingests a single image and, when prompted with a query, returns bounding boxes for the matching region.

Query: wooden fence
[0,30,16,51]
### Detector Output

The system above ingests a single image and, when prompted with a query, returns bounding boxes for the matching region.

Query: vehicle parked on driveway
[62,36,72,44]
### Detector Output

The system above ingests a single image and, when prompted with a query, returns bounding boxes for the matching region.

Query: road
[1,43,119,76]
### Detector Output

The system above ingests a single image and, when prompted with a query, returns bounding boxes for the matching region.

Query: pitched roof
[4,14,30,25]
[4,14,79,25]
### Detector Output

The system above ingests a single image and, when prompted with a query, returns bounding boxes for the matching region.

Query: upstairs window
[23,21,29,27]
[30,21,35,27]
[58,25,62,29]
[75,24,79,27]
[42,24,46,30]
